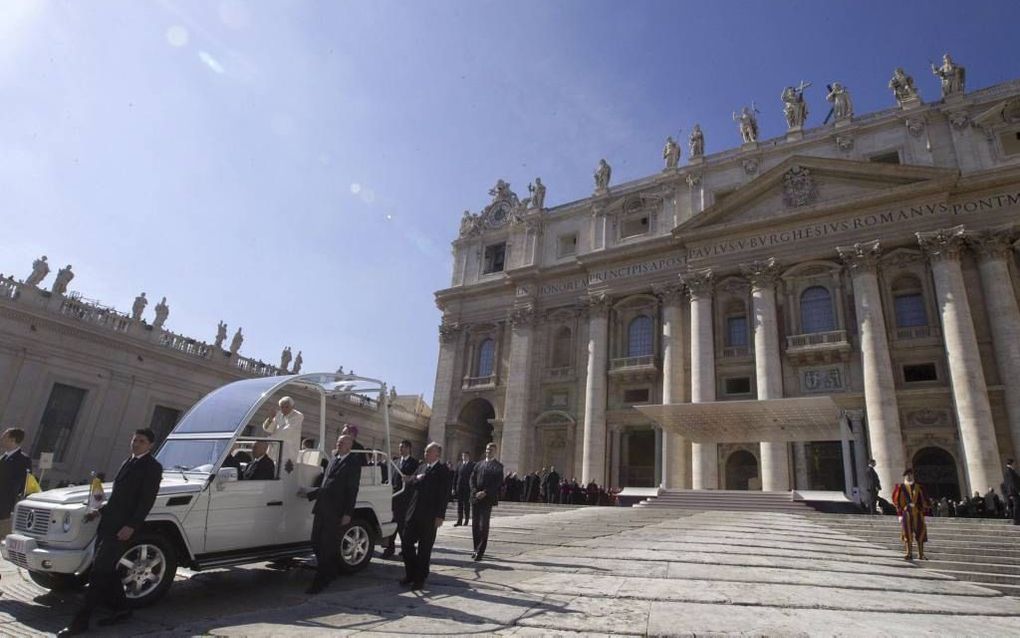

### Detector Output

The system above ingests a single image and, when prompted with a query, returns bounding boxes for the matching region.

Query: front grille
[7,550,28,568]
[14,506,51,535]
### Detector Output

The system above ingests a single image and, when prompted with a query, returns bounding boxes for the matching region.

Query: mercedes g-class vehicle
[1,373,401,606]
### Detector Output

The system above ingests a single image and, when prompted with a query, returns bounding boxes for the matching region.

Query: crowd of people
[445,452,618,507]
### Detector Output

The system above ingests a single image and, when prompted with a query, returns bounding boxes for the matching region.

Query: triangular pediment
[675,156,958,238]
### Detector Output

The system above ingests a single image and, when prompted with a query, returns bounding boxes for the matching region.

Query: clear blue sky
[3,1,1017,402]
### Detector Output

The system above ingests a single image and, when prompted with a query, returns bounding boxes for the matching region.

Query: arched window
[476,339,495,377]
[724,300,748,348]
[892,275,927,328]
[800,286,835,334]
[627,316,654,357]
[551,327,572,368]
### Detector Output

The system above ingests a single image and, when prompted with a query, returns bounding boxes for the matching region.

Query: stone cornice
[740,257,782,290]
[916,225,967,262]
[836,239,883,274]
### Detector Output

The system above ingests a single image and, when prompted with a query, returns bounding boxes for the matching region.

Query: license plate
[6,536,29,554]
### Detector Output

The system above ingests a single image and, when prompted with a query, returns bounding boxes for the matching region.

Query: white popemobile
[1,373,402,607]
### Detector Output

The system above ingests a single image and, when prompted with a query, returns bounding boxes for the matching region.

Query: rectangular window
[904,363,938,383]
[724,377,752,395]
[620,216,649,239]
[482,243,506,274]
[149,405,182,445]
[623,388,650,404]
[870,150,901,164]
[893,293,927,328]
[33,383,88,461]
[1000,130,1020,157]
[726,316,748,347]
[557,233,578,258]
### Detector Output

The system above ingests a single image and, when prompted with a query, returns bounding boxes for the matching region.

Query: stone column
[836,240,904,500]
[653,427,663,486]
[428,320,464,451]
[609,425,622,488]
[581,294,611,485]
[793,442,810,489]
[742,258,790,492]
[500,306,536,475]
[658,283,689,489]
[969,228,1020,460]
[683,269,718,490]
[918,226,1002,494]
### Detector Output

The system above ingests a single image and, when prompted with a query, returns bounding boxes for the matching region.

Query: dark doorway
[805,441,846,491]
[913,447,961,501]
[621,429,655,487]
[725,450,758,490]
[457,398,495,461]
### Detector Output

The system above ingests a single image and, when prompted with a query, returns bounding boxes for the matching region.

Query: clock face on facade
[491,201,512,223]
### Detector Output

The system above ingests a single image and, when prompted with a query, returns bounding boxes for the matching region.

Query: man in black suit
[301,434,360,594]
[59,429,163,636]
[454,451,475,527]
[381,440,418,559]
[0,427,33,536]
[1004,459,1020,525]
[470,442,504,561]
[865,459,881,515]
[241,441,276,480]
[400,441,451,590]
[543,466,560,504]
[342,423,371,466]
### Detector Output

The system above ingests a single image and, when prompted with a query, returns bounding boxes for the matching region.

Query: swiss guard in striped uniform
[892,468,929,561]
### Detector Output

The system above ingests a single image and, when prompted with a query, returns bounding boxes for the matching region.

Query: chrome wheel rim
[341,525,370,565]
[117,543,166,599]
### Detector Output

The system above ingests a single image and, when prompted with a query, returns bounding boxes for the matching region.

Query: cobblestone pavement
[2,506,1020,636]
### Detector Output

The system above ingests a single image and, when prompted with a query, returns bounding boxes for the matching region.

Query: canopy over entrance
[635,396,848,444]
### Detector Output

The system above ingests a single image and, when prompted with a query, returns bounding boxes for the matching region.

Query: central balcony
[785,329,851,365]
[462,374,496,391]
[609,355,660,381]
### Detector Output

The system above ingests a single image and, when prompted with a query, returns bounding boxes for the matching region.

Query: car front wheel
[116,533,178,608]
[338,519,373,573]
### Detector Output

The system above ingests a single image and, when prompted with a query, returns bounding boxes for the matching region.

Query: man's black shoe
[380,548,394,560]
[57,611,91,636]
[398,577,414,586]
[453,522,462,527]
[410,581,424,591]
[305,580,328,595]
[97,610,133,627]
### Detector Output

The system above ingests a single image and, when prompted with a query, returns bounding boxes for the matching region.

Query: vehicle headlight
[62,512,72,533]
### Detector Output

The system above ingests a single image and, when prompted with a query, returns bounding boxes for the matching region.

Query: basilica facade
[431,64,1020,502]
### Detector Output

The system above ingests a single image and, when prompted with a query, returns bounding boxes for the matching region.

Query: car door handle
[266,501,283,506]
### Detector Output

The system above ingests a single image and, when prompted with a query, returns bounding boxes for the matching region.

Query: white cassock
[263,409,304,473]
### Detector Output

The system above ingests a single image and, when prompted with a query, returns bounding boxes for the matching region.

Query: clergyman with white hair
[263,396,304,471]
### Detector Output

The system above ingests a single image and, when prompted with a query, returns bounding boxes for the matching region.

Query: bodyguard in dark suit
[301,434,361,594]
[1004,459,1020,525]
[454,451,475,526]
[470,442,504,561]
[543,467,560,504]
[59,429,163,636]
[866,459,881,515]
[241,441,276,480]
[381,440,419,559]
[0,427,33,536]
[400,442,451,590]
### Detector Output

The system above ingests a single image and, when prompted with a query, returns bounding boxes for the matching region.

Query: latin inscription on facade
[517,255,685,298]
[686,191,1020,262]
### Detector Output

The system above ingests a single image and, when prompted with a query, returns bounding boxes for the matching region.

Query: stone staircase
[445,501,587,519]
[816,514,1020,595]
[635,489,816,513]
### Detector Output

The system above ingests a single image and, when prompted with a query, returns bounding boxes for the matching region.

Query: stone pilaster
[836,240,904,500]
[500,306,536,475]
[581,294,611,485]
[741,258,790,491]
[917,226,1001,494]
[683,269,718,489]
[968,228,1020,460]
[657,282,689,489]
[428,319,463,451]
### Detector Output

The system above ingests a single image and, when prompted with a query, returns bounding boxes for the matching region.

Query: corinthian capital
[966,227,1016,261]
[680,268,714,300]
[653,281,687,305]
[509,306,537,327]
[740,257,781,290]
[583,293,612,318]
[916,225,966,262]
[836,239,882,273]
[438,320,462,343]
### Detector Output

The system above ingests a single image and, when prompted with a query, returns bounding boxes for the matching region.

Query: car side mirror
[216,467,238,489]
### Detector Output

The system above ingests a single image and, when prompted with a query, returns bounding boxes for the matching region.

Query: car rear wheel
[28,571,86,592]
[338,519,373,573]
[116,533,178,608]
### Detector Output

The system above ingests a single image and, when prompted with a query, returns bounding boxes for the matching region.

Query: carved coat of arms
[782,166,817,208]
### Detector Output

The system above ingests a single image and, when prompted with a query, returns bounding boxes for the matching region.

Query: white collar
[131,452,150,460]
[2,447,20,459]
